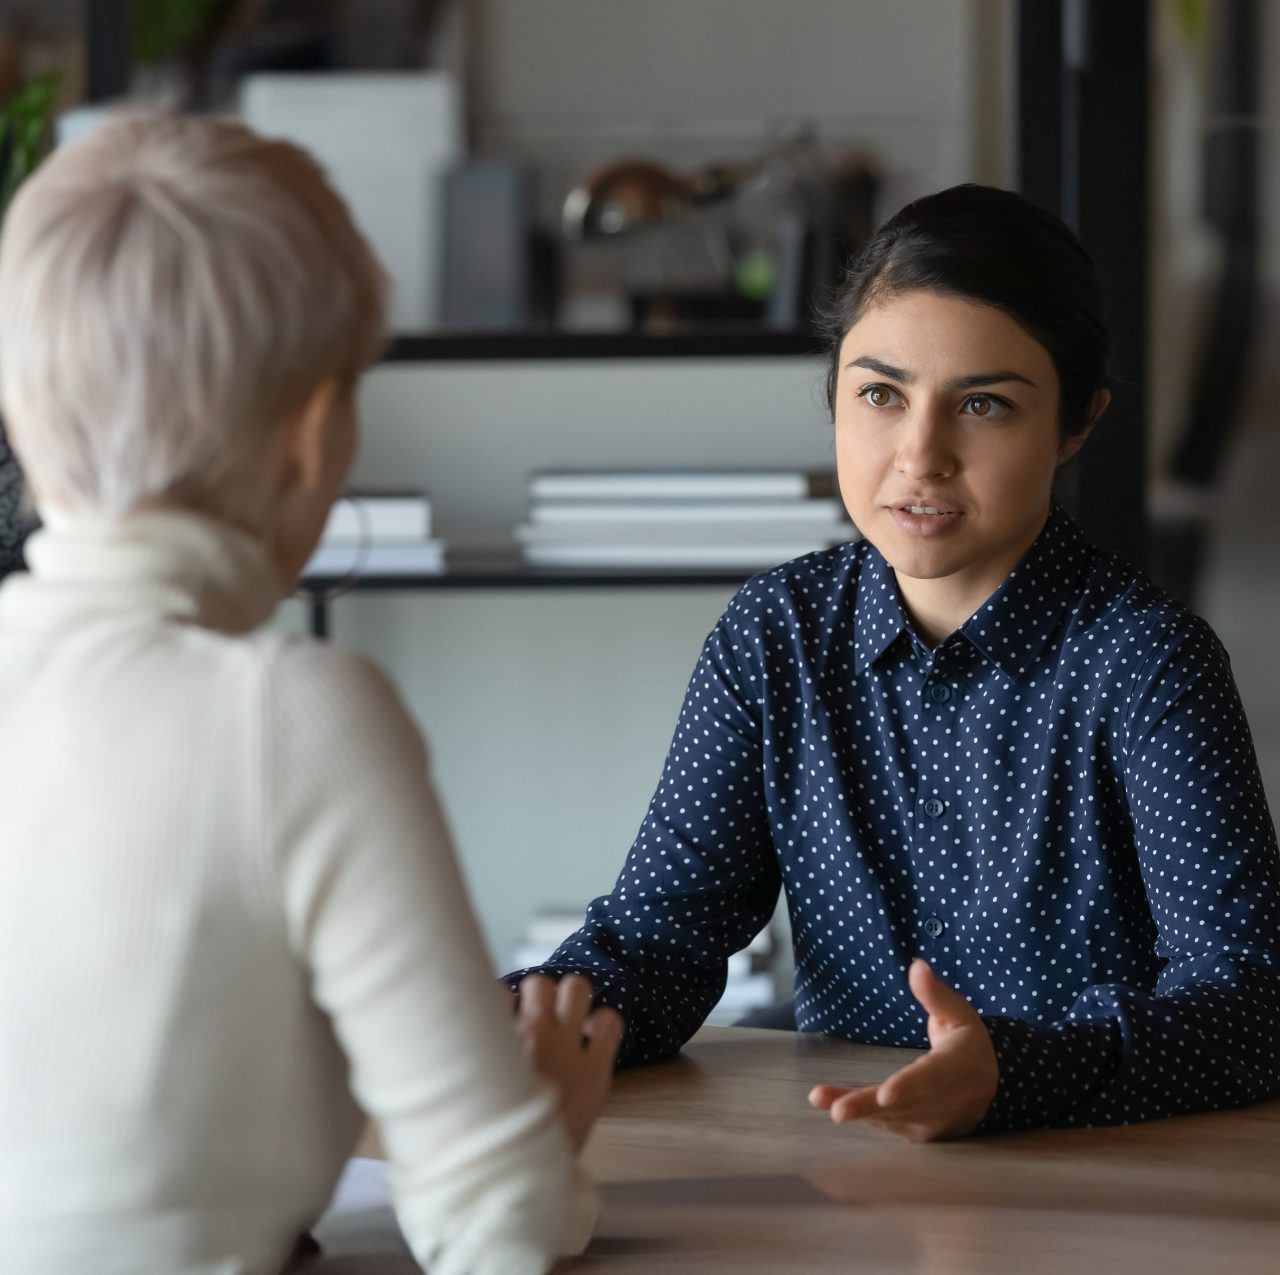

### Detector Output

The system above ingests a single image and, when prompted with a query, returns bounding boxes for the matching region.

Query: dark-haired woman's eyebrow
[847,356,912,382]
[947,371,1038,390]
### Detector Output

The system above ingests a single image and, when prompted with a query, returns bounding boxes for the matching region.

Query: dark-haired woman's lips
[887,502,963,537]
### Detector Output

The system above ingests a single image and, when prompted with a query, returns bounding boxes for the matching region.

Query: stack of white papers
[309,1158,413,1266]
[304,491,445,578]
[517,470,855,569]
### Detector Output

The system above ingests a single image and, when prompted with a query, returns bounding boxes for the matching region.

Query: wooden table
[567,1026,1280,1274]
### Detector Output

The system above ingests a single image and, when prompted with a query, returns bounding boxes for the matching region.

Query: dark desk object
[734,998,797,1031]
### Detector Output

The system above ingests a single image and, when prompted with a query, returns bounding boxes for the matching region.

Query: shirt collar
[852,504,1094,681]
[960,504,1095,682]
[852,542,911,677]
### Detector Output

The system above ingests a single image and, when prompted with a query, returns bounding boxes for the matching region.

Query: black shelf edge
[300,555,753,592]
[380,330,825,362]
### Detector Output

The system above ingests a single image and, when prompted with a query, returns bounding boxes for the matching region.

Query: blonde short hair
[0,113,387,518]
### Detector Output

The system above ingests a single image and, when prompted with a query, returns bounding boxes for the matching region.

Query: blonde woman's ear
[278,378,342,495]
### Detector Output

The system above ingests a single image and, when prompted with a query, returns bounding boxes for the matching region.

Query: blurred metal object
[562,160,697,240]
[560,137,877,333]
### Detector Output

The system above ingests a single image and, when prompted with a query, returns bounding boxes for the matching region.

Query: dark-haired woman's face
[834,290,1089,638]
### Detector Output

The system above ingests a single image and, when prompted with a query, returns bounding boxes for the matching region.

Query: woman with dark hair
[508,184,1280,1140]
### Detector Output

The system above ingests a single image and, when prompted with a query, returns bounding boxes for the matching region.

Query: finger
[807,1084,851,1111]
[829,1085,881,1124]
[908,959,977,1028]
[516,973,556,1019]
[875,1052,937,1111]
[582,1006,624,1060]
[555,973,594,1025]
[513,1013,538,1054]
[837,1073,938,1140]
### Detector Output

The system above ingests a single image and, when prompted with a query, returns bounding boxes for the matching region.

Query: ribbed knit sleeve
[264,640,596,1275]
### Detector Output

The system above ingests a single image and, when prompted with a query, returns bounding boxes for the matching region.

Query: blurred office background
[1,1,1277,1001]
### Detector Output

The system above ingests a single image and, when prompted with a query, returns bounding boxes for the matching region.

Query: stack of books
[304,490,444,577]
[515,470,853,569]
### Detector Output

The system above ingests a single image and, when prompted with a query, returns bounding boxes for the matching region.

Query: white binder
[240,72,462,332]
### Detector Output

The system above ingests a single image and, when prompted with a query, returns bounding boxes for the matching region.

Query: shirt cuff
[976,1014,1122,1133]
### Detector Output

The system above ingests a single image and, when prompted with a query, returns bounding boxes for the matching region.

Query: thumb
[908,958,976,1028]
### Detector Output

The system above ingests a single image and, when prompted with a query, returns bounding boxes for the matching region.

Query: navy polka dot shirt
[511,507,1280,1131]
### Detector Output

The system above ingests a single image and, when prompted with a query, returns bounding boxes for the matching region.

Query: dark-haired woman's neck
[891,510,1050,646]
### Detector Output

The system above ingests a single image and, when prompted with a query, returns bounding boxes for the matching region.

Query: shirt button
[928,683,952,704]
[923,797,946,818]
[923,916,945,938]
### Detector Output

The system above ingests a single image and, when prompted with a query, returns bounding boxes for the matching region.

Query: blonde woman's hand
[515,973,623,1151]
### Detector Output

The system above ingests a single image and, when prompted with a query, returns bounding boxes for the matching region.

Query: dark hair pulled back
[823,184,1111,438]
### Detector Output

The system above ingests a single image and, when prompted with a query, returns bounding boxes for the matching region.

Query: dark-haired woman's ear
[1056,388,1111,466]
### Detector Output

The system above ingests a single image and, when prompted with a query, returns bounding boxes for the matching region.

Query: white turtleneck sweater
[0,510,595,1275]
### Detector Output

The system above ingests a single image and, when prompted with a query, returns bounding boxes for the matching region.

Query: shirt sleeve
[503,605,783,1065]
[978,614,1280,1132]
[265,642,596,1275]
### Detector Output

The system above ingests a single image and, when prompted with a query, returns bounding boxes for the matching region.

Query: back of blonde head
[0,113,386,519]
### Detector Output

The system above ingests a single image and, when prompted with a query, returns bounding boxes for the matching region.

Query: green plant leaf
[131,0,225,64]
[0,73,62,219]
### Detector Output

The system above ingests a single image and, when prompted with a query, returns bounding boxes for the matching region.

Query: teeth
[907,505,945,515]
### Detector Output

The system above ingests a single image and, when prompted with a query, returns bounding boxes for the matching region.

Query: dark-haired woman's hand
[807,959,998,1142]
[514,973,624,1152]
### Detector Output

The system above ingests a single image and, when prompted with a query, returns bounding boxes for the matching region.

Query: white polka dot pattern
[505,507,1280,1131]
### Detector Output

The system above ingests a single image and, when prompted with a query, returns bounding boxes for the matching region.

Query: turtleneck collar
[0,506,284,636]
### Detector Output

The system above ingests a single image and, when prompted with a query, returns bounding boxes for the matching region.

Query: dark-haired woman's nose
[894,410,955,481]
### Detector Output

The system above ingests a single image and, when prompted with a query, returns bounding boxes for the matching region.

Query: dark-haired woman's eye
[961,393,1012,418]
[857,383,901,409]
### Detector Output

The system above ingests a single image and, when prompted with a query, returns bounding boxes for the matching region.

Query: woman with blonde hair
[0,113,619,1275]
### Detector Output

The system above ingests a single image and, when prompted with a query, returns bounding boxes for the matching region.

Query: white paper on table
[310,1157,412,1262]
[326,1158,393,1215]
